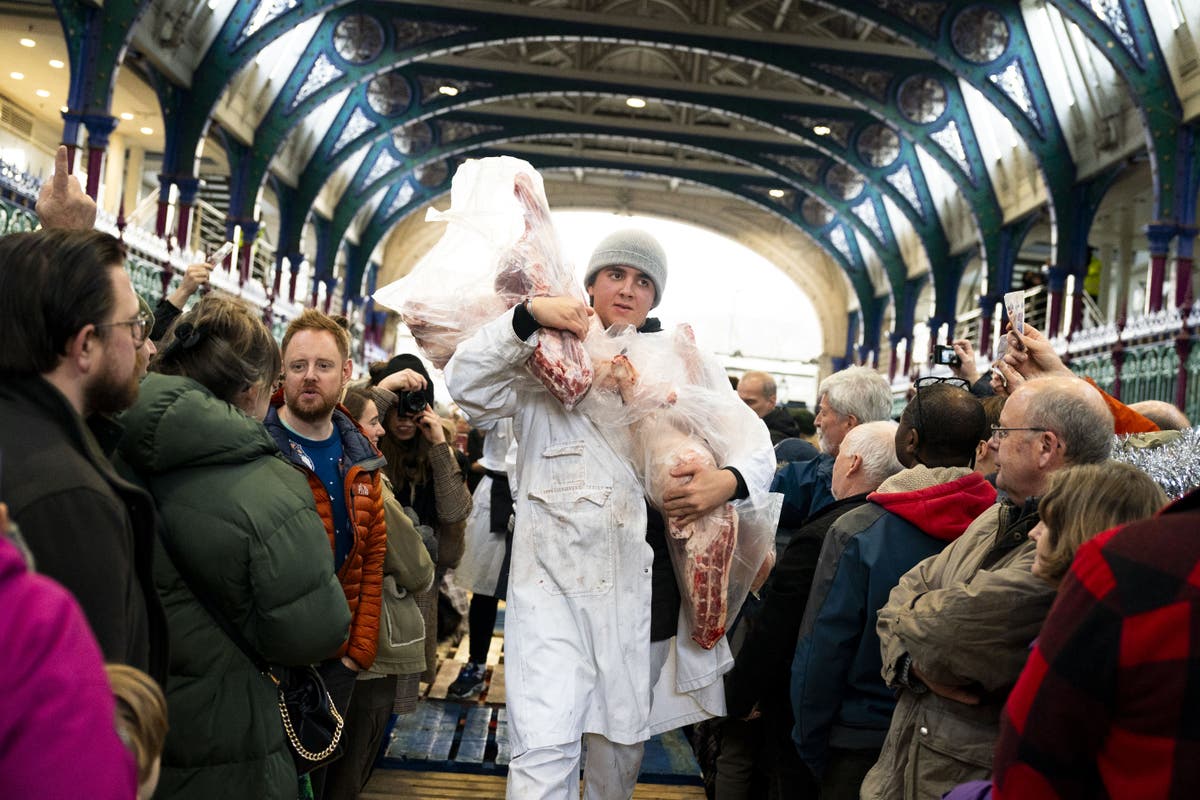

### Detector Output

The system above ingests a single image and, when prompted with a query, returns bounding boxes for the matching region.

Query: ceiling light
[120,112,135,120]
[35,89,50,98]
[59,105,68,113]
[140,126,153,135]
[813,125,831,136]
[19,38,35,48]
[768,188,786,198]
[625,97,647,109]
[48,59,64,69]
[438,85,459,96]
[10,72,24,80]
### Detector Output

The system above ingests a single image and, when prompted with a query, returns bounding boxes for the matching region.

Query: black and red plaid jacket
[993,488,1200,800]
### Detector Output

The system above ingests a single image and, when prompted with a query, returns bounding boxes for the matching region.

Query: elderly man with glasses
[0,228,167,682]
[861,375,1115,800]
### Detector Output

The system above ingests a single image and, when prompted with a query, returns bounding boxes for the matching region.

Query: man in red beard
[262,309,388,800]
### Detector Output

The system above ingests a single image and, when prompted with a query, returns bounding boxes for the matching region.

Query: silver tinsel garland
[1109,427,1200,500]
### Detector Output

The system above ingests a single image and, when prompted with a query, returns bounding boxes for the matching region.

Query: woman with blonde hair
[116,295,350,799]
[1028,461,1167,582]
[106,663,168,800]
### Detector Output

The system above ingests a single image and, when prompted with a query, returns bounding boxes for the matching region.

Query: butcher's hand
[36,146,97,231]
[661,464,737,528]
[415,404,447,445]
[1001,323,1072,381]
[378,368,427,394]
[527,296,593,340]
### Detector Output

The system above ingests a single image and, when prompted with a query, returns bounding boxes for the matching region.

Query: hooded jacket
[762,405,801,445]
[862,496,1054,800]
[116,374,350,800]
[790,466,996,774]
[264,396,388,669]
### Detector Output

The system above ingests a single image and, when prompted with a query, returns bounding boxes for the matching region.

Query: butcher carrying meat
[438,156,779,800]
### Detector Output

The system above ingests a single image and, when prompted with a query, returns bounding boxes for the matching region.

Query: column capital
[1144,222,1178,254]
[175,177,201,205]
[79,114,119,149]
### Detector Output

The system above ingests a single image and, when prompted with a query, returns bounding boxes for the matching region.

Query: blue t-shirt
[287,429,352,571]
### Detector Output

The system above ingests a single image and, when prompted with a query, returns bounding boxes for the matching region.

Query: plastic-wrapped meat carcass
[373,157,592,407]
[583,326,778,649]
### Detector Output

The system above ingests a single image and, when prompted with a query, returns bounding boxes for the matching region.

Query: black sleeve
[724,530,824,718]
[512,302,540,341]
[151,298,182,342]
[723,467,749,500]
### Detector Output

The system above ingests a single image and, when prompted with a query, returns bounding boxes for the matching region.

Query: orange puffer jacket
[265,400,388,669]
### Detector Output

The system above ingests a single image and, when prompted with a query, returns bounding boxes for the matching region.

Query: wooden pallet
[363,769,706,799]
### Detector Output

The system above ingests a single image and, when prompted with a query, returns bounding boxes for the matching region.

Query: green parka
[117,374,350,800]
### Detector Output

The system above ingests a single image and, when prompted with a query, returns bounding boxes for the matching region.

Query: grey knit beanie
[585,228,668,308]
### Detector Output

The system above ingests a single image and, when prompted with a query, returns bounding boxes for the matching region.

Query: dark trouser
[762,715,819,800]
[467,593,500,665]
[819,746,882,800]
[308,659,359,800]
[321,674,399,800]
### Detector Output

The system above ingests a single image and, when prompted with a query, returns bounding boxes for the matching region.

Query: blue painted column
[1045,265,1069,339]
[1145,223,1177,313]
[978,293,1001,357]
[286,251,304,304]
[237,219,259,287]
[174,177,200,251]
[79,113,117,200]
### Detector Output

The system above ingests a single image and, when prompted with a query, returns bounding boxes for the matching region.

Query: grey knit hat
[585,228,668,308]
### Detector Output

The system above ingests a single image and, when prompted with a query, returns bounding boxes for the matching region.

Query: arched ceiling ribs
[322,116,904,300]
[204,0,1003,287]
[1046,0,1186,224]
[280,57,952,281]
[343,148,884,333]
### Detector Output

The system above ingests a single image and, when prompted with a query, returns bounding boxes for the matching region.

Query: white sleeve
[444,308,537,426]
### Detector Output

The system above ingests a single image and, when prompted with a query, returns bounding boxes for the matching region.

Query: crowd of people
[1,158,1198,800]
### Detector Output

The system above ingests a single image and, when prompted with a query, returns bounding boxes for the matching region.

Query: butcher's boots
[448,661,485,699]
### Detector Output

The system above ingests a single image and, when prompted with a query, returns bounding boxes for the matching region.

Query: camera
[397,390,427,415]
[934,344,961,368]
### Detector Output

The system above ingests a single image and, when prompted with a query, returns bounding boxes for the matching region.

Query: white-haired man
[724,420,901,796]
[773,365,893,526]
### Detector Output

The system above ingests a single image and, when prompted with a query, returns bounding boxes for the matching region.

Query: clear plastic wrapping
[373,157,592,407]
[583,324,779,649]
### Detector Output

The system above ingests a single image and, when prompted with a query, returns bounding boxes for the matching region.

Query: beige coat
[860,500,1056,800]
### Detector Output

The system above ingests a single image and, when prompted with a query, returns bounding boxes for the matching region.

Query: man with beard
[262,309,387,800]
[772,365,893,527]
[0,228,167,680]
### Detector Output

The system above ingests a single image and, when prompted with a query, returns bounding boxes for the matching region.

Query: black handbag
[158,534,345,774]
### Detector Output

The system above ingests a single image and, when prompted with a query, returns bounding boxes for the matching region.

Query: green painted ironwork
[1069,353,1116,395]
[0,198,39,235]
[1118,344,1179,405]
[1185,342,1200,425]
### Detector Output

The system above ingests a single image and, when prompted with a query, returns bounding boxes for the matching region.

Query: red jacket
[265,399,388,668]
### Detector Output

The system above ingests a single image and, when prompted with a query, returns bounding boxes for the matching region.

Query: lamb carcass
[497,172,593,409]
[601,352,739,650]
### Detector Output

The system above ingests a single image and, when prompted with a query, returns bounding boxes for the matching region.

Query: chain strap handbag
[158,534,345,774]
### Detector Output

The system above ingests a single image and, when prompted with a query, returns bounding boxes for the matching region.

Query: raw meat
[503,172,593,409]
[601,351,739,649]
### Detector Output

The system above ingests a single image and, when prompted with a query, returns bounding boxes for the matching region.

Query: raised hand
[526,296,594,340]
[36,145,97,231]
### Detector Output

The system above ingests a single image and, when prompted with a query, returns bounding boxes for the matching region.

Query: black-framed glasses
[915,376,971,391]
[95,309,153,346]
[990,425,1051,441]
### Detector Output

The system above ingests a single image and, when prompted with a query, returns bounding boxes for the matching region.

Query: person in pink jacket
[0,501,138,799]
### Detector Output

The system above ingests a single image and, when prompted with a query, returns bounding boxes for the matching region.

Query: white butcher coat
[445,309,776,752]
[454,417,517,596]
